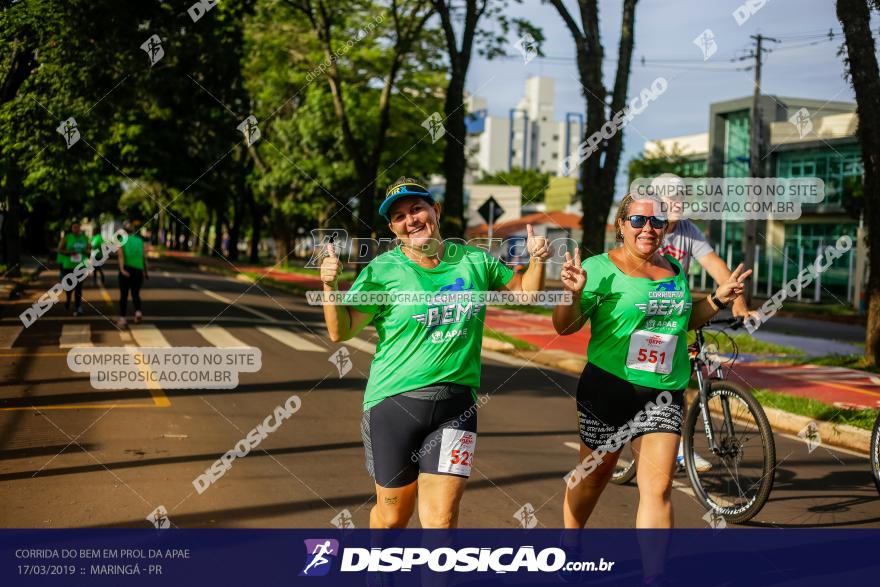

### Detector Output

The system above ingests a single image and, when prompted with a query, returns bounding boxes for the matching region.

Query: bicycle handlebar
[703,317,745,330]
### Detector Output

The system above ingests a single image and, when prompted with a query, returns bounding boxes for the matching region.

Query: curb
[505,347,871,455]
[761,405,870,455]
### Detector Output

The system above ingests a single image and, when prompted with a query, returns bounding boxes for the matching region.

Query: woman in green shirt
[552,194,750,531]
[57,221,90,316]
[321,177,549,529]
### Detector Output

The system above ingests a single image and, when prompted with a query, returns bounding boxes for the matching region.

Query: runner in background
[654,173,752,471]
[90,227,105,287]
[57,220,90,316]
[655,173,751,318]
[117,222,148,327]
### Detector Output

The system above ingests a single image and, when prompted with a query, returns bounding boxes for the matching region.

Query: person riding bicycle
[654,173,754,472]
[552,193,750,532]
[320,176,550,529]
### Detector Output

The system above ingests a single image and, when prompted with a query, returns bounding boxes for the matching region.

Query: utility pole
[743,33,778,306]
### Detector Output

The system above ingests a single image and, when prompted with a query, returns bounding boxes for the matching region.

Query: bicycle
[871,410,880,495]
[611,317,776,524]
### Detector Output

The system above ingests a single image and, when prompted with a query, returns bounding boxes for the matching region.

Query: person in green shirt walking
[552,194,750,532]
[320,176,549,529]
[90,229,105,286]
[117,222,149,327]
[57,221,90,316]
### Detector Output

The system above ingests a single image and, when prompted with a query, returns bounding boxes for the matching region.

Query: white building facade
[465,77,584,181]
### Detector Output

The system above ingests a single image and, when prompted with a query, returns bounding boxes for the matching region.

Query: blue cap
[379,180,434,220]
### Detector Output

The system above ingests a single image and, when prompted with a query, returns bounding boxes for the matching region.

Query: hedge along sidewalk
[152,250,353,291]
[506,345,873,455]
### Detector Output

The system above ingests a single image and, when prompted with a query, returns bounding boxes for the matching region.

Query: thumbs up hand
[526,224,549,261]
[320,243,343,287]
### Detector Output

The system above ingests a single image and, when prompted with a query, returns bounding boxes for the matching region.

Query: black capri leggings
[118,266,143,316]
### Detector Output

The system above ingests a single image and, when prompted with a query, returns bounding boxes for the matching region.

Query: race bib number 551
[437,429,476,476]
[626,330,677,374]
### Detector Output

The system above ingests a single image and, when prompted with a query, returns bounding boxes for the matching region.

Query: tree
[837,0,880,365]
[547,0,638,256]
[431,0,542,237]
[281,0,437,247]
[243,0,444,262]
[627,142,701,185]
[477,167,550,205]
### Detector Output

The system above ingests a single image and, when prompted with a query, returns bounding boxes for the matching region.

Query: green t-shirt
[580,253,692,390]
[346,245,515,411]
[61,233,89,270]
[121,235,145,270]
[91,234,104,261]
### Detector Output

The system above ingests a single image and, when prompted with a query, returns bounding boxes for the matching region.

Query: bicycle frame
[691,326,736,457]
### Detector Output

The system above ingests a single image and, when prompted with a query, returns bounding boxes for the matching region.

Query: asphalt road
[0,262,877,529]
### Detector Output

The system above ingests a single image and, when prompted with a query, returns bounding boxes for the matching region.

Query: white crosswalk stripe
[257,326,324,352]
[128,324,171,347]
[60,324,92,348]
[0,325,23,349]
[194,325,249,348]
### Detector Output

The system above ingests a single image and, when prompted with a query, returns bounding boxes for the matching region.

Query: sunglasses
[626,215,668,230]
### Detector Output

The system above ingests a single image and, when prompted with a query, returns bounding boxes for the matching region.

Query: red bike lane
[484,308,880,410]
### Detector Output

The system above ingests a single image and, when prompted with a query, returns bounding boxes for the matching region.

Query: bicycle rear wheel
[682,381,775,524]
[610,443,637,485]
[871,411,880,496]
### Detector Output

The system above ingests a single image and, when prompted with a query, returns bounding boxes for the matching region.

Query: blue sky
[465,0,860,194]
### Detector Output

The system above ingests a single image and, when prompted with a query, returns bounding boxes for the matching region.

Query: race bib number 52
[626,330,677,374]
[437,429,476,476]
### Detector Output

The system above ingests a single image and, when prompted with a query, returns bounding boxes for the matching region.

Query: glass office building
[642,96,862,301]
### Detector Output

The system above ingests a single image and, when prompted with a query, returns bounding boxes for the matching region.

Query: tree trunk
[199,216,211,256]
[441,72,467,238]
[248,190,261,264]
[2,164,22,277]
[212,212,224,257]
[837,0,880,365]
[228,196,244,262]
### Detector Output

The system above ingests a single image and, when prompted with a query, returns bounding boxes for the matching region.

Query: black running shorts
[361,383,477,488]
[576,362,684,451]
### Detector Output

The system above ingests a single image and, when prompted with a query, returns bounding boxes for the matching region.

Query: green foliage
[751,388,877,430]
[477,167,550,205]
[627,142,704,185]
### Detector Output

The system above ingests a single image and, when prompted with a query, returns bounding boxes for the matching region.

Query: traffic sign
[477,196,505,225]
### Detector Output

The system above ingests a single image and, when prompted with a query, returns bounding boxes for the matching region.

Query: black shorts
[576,363,684,451]
[361,384,477,488]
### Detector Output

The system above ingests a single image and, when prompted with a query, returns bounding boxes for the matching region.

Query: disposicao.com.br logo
[299,541,615,576]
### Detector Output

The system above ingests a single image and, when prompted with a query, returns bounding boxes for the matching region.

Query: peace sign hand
[320,243,343,287]
[715,263,752,304]
[526,224,550,261]
[560,247,586,293]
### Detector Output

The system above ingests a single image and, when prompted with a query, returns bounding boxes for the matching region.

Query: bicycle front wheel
[682,381,776,524]
[610,443,637,485]
[871,411,880,496]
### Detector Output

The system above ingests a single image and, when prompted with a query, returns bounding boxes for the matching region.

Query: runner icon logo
[300,539,339,577]
[513,503,538,529]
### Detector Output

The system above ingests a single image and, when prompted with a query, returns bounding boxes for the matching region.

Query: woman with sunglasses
[321,176,550,529]
[552,194,750,532]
